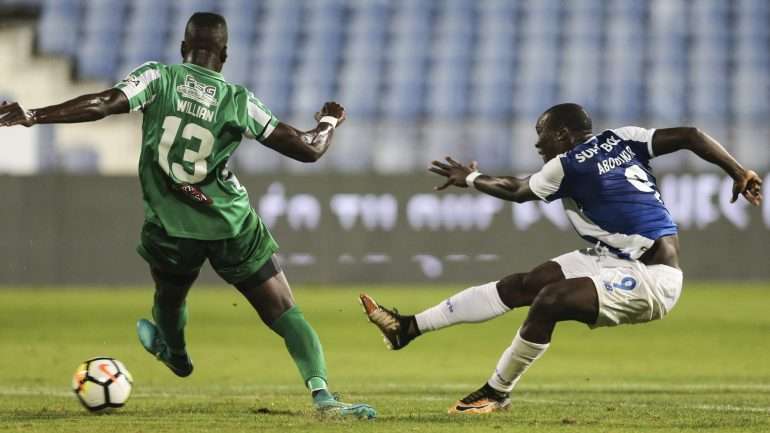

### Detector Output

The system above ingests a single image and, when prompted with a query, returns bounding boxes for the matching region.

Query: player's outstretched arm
[429,157,539,203]
[0,89,129,128]
[652,127,763,205]
[261,102,346,163]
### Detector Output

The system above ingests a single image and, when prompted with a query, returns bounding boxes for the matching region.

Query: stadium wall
[0,174,768,286]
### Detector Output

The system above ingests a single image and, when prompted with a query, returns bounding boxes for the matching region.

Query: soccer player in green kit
[0,12,375,419]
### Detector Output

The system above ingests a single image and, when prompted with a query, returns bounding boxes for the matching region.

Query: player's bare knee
[529,284,569,318]
[496,273,527,307]
[521,272,545,297]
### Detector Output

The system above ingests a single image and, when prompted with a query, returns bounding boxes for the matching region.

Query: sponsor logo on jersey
[575,136,622,163]
[176,75,218,108]
[123,74,141,87]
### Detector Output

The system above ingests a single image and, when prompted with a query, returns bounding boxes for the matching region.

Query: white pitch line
[367,382,770,392]
[2,388,769,415]
[402,396,770,414]
[3,382,770,396]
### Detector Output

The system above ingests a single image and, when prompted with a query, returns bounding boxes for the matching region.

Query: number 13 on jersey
[159,115,214,184]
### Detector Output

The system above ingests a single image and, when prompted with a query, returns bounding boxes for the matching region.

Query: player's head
[534,103,593,162]
[181,12,228,72]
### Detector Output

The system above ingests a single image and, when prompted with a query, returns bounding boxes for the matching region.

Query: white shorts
[551,248,683,328]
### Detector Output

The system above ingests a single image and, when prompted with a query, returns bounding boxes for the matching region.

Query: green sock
[152,297,188,355]
[307,376,328,393]
[271,306,328,388]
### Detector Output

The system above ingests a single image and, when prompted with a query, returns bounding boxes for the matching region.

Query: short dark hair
[540,103,592,132]
[184,12,228,44]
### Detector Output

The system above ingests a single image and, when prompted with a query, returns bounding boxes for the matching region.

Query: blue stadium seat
[647,69,687,122]
[82,0,127,37]
[432,34,475,61]
[78,40,119,80]
[250,56,293,89]
[471,59,515,86]
[510,121,546,171]
[388,35,431,62]
[423,123,469,163]
[515,80,558,118]
[468,122,514,171]
[220,0,259,39]
[427,79,469,120]
[37,0,81,56]
[733,66,770,121]
[517,41,559,85]
[22,0,770,172]
[328,122,373,172]
[382,80,425,120]
[372,124,421,173]
[602,81,645,124]
[162,40,184,66]
[291,80,335,116]
[346,32,387,61]
[222,44,252,85]
[560,51,601,114]
[251,78,291,118]
[564,1,604,38]
[470,82,514,120]
[733,122,770,167]
[339,63,382,118]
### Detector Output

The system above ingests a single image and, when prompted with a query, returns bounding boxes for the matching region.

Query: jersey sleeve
[242,92,280,142]
[113,62,164,112]
[613,126,657,161]
[528,156,568,202]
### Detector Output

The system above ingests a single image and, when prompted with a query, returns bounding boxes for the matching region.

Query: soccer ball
[72,357,133,412]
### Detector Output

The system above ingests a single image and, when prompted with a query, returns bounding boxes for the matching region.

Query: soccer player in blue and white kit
[360,103,763,414]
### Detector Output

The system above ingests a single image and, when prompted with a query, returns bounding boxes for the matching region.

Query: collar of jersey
[181,63,224,81]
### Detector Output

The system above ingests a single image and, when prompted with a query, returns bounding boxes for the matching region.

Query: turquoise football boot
[313,390,376,419]
[136,319,193,377]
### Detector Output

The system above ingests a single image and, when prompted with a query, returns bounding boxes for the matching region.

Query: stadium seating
[10,0,769,172]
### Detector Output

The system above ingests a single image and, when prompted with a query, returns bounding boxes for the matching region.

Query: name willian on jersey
[573,135,638,175]
[175,75,217,123]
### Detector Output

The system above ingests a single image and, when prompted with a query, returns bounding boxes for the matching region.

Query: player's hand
[0,101,35,127]
[429,157,479,191]
[314,101,346,127]
[731,169,763,206]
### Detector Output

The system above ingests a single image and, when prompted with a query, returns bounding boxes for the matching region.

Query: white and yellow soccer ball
[72,357,133,412]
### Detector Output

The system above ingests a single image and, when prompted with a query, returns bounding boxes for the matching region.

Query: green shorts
[137,211,279,285]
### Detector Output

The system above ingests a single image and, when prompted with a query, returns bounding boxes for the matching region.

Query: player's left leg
[232,260,376,419]
[210,215,375,419]
[360,261,565,350]
[449,277,598,414]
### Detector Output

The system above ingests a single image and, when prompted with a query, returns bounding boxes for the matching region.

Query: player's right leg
[135,221,205,377]
[136,268,197,377]
[360,261,565,350]
[449,276,598,414]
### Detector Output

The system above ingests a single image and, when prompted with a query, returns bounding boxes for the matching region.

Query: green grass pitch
[1,283,769,433]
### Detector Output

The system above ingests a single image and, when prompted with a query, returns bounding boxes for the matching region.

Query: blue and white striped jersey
[529,126,678,259]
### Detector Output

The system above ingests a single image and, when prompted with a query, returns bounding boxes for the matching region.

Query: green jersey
[114,61,279,240]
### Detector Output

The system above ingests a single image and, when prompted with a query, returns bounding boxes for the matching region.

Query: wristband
[465,171,483,188]
[319,116,338,128]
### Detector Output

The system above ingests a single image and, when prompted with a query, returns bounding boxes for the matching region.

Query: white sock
[414,281,510,333]
[487,329,549,393]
